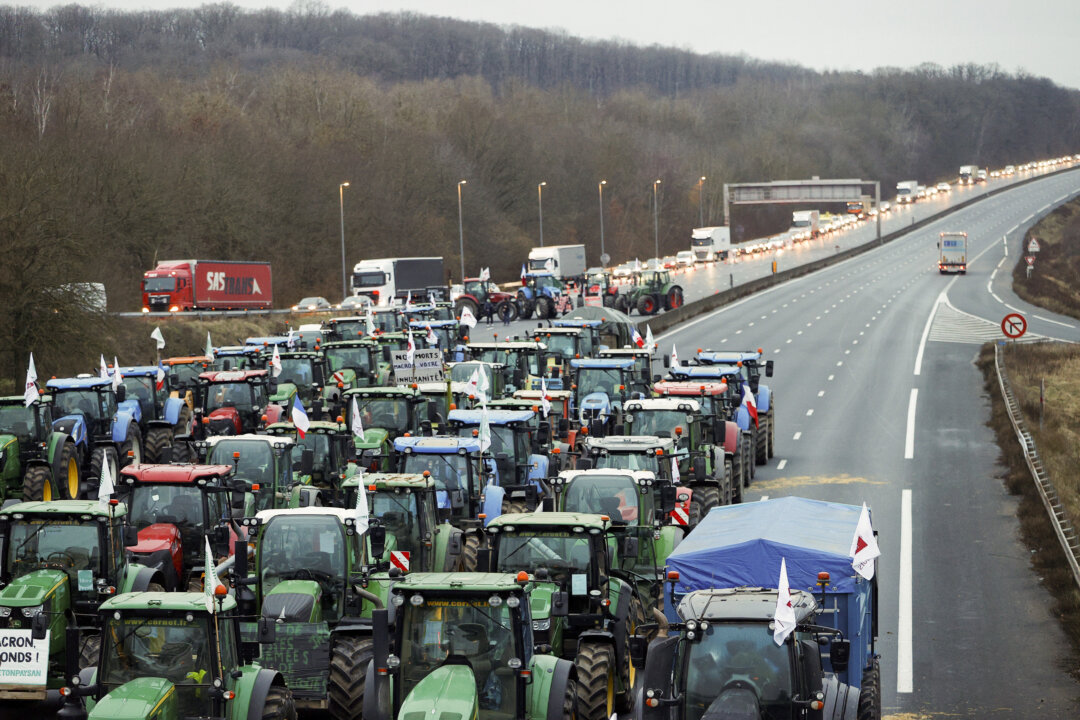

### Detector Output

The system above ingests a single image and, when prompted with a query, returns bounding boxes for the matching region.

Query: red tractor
[454,278,519,322]
[193,370,281,438]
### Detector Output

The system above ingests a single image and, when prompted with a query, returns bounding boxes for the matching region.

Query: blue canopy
[667,496,867,596]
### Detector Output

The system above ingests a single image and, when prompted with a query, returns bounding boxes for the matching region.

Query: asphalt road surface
[654,167,1080,715]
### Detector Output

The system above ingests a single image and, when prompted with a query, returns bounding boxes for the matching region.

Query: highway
[654,167,1080,714]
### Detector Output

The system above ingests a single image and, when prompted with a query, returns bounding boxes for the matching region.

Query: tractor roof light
[515,571,529,585]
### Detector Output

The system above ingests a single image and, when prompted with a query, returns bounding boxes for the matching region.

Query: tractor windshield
[540,334,577,359]
[401,453,472,509]
[450,364,495,389]
[122,375,159,420]
[101,614,214,718]
[563,475,640,523]
[371,489,421,559]
[278,358,318,405]
[355,398,410,433]
[294,433,331,474]
[127,484,210,553]
[209,440,276,489]
[0,403,38,445]
[630,410,690,440]
[594,451,661,475]
[259,514,347,621]
[206,382,262,413]
[6,519,104,580]
[683,622,794,720]
[496,532,592,578]
[54,389,110,422]
[325,346,373,379]
[463,280,488,302]
[576,368,623,399]
[398,598,517,718]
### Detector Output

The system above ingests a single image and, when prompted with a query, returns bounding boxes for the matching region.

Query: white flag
[354,471,370,534]
[466,368,482,399]
[204,537,223,612]
[425,323,438,346]
[459,304,477,329]
[478,403,492,453]
[98,455,115,509]
[773,557,797,645]
[477,366,490,401]
[406,329,416,365]
[350,397,365,438]
[205,332,214,358]
[99,354,109,379]
[23,353,39,407]
[364,308,376,336]
[671,345,680,369]
[270,345,283,378]
[112,358,123,391]
[151,327,165,350]
[479,267,491,282]
[286,328,296,349]
[849,503,880,580]
[405,290,413,311]
[645,325,655,351]
[671,456,681,485]
[540,377,551,418]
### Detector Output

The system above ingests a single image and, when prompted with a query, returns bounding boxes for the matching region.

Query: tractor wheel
[726,458,740,503]
[576,295,584,308]
[517,294,535,320]
[614,295,629,314]
[665,287,684,310]
[636,294,658,316]
[535,296,553,319]
[575,642,616,720]
[755,421,768,465]
[57,441,79,500]
[22,466,51,502]
[78,633,101,671]
[87,447,118,500]
[497,299,519,322]
[261,683,298,720]
[119,425,144,467]
[602,294,615,308]
[328,635,373,720]
[459,533,481,571]
[857,658,881,720]
[767,411,775,458]
[175,404,193,436]
[502,497,529,515]
[615,595,646,713]
[561,675,578,720]
[696,485,721,515]
[144,428,173,464]
[686,496,703,527]
[455,298,478,320]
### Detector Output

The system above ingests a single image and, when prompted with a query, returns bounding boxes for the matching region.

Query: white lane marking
[827,374,834,381]
[914,291,946,376]
[749,322,755,327]
[1032,314,1077,328]
[818,390,825,397]
[786,338,792,344]
[905,389,917,459]
[736,329,743,334]
[792,432,802,440]
[898,488,914,694]
[774,349,781,354]
[845,349,851,355]
[776,459,787,471]
[836,361,843,367]
[759,495,770,501]
[797,331,803,336]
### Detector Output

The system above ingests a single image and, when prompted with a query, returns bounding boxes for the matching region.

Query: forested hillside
[2,3,1079,379]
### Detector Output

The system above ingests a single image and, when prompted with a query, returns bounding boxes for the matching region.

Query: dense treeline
[1,3,1079,380]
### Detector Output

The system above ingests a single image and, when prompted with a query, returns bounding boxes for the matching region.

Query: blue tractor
[446,408,550,513]
[571,358,651,436]
[516,271,566,320]
[692,349,775,465]
[114,366,190,463]
[46,376,141,497]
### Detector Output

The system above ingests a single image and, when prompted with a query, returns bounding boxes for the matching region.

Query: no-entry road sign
[1001,313,1027,339]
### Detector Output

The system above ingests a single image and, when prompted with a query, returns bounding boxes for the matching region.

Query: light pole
[339,182,350,301]
[598,180,607,264]
[457,180,467,283]
[697,176,706,227]
[538,181,547,247]
[653,179,662,259]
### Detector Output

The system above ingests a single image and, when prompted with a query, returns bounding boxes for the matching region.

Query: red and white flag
[156,362,167,391]
[671,456,681,484]
[291,396,310,438]
[849,503,880,580]
[24,353,39,407]
[741,383,758,428]
[540,377,552,417]
[111,358,123,392]
[631,327,645,348]
[459,304,477,329]
[406,329,416,365]
[479,267,491,282]
[354,467,369,533]
[671,345,680,369]
[425,323,438,346]
[270,345,283,378]
[773,557,797,645]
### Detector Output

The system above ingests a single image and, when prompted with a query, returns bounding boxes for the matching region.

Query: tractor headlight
[0,607,11,618]
[22,605,43,618]
[409,594,424,607]
[391,594,404,607]
[386,654,401,669]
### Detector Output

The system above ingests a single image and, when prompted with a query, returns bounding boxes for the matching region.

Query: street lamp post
[457,180,467,283]
[598,180,607,263]
[339,182,350,302]
[698,176,706,227]
[653,179,662,259]
[538,181,547,247]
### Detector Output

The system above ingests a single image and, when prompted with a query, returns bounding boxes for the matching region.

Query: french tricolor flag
[155,362,167,391]
[631,327,645,348]
[291,396,310,438]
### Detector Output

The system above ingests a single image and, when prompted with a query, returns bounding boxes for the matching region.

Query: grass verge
[1013,198,1080,320]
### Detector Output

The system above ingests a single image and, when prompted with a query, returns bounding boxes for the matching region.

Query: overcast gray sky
[21,0,1080,90]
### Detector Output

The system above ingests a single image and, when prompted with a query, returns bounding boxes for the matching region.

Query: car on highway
[337,295,372,311]
[292,296,331,311]
[880,201,892,213]
[613,262,636,280]
[936,182,951,193]
[676,250,695,267]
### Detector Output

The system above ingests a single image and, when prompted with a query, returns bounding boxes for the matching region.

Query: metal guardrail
[994,342,1080,590]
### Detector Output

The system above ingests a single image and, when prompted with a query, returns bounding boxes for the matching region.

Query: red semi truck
[141,259,273,312]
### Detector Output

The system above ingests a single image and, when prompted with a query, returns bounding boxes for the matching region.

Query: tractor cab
[210,344,264,371]
[570,358,647,434]
[0,394,80,502]
[194,370,276,437]
[409,319,465,359]
[117,463,248,590]
[344,386,428,442]
[265,421,359,505]
[693,349,774,391]
[415,381,476,430]
[581,267,619,307]
[263,349,325,410]
[517,272,565,320]
[623,398,703,459]
[448,361,507,401]
[47,376,140,487]
[447,409,549,513]
[598,347,656,384]
[466,341,548,393]
[581,435,694,529]
[202,433,310,511]
[531,326,593,364]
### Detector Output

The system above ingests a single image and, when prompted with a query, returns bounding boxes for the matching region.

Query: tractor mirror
[575,458,592,471]
[620,535,639,558]
[382,347,392,362]
[765,360,774,377]
[31,612,48,640]
[653,374,662,384]
[450,490,465,509]
[346,442,359,462]
[268,379,278,395]
[115,385,127,403]
[557,418,569,434]
[213,525,229,545]
[475,548,491,572]
[551,591,569,617]
[313,364,325,386]
[124,526,139,547]
[427,403,439,423]
[613,423,624,436]
[536,422,550,445]
[233,539,249,579]
[663,355,671,368]
[628,634,649,669]
[659,485,677,514]
[257,616,277,644]
[692,457,706,481]
[369,525,387,560]
[830,639,850,673]
[299,448,315,475]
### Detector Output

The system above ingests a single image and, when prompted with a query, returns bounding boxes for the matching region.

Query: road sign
[1028,238,1040,253]
[391,349,443,384]
[1025,256,1035,266]
[1001,313,1027,339]
[600,252,611,266]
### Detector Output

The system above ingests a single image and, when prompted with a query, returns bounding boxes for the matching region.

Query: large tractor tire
[857,659,881,720]
[686,496,702,527]
[767,411,775,458]
[87,447,118,500]
[119,425,144,467]
[535,296,554,320]
[665,287,684,311]
[328,635,373,720]
[262,683,298,720]
[726,458,740,503]
[614,295,629,314]
[517,293,535,320]
[78,633,101,670]
[502,497,529,515]
[615,595,646,713]
[496,299,519,322]
[695,485,721,515]
[22,466,52,502]
[575,642,616,720]
[455,298,479,323]
[561,675,578,720]
[459,533,481,571]
[755,420,768,465]
[57,440,80,500]
[636,294,658,316]
[602,294,616,308]
[144,427,173,464]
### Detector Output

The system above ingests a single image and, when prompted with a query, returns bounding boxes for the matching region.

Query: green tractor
[344,386,430,443]
[341,472,465,572]
[0,394,80,502]
[481,512,644,720]
[232,507,390,719]
[321,339,389,416]
[364,572,578,720]
[266,420,364,506]
[0,500,166,701]
[415,381,477,432]
[265,349,326,413]
[200,434,316,510]
[62,591,295,720]
[623,269,684,316]
[466,340,551,393]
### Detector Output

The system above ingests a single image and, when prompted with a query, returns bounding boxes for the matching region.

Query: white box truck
[527,244,586,279]
[938,232,967,274]
[896,180,919,204]
[690,226,731,261]
[958,165,978,184]
[789,210,820,239]
[351,257,444,306]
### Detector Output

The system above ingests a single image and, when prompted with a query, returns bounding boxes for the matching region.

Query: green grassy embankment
[1013,199,1080,319]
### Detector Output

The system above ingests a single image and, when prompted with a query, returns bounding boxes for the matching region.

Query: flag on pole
[405,291,413,311]
[459,304,477,329]
[478,403,492,453]
[286,329,296,349]
[645,325,655,351]
[156,362,167,391]
[741,383,759,428]
[406,329,416,365]
[23,353,39,407]
[849,503,880,580]
[98,454,115,509]
[364,308,376,336]
[425,323,438,346]
[204,538,224,613]
[270,345,283,378]
[772,557,797,645]
[520,264,527,282]
[475,367,490,403]
[671,345,680,369]
[291,396,310,438]
[151,327,165,350]
[350,397,365,439]
[540,377,551,417]
[631,327,645,348]
[479,267,490,282]
[99,354,109,379]
[111,358,123,392]
[354,470,370,533]
[671,456,681,485]
[205,332,213,358]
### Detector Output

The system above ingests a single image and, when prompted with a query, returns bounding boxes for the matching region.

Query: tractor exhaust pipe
[652,607,669,638]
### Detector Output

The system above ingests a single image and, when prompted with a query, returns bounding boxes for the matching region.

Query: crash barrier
[994,342,1080,591]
